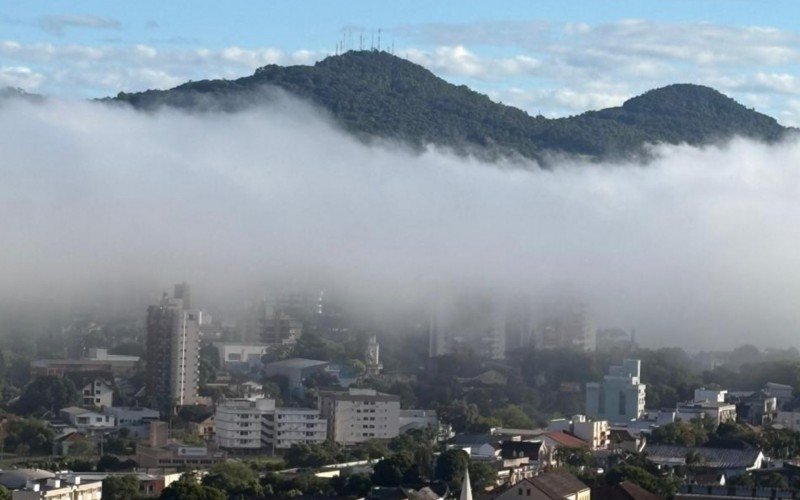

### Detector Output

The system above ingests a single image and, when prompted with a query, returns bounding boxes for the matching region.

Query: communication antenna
[371,31,375,50]
[360,33,363,50]
[378,29,381,51]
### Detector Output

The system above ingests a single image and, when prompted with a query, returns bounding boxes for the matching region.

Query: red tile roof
[544,431,589,449]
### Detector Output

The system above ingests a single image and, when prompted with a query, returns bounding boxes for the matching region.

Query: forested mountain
[111,50,789,162]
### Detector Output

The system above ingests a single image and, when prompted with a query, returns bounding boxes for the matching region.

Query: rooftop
[544,431,590,449]
[645,444,762,469]
[530,471,590,497]
[264,358,328,369]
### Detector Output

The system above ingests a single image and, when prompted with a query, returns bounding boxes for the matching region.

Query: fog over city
[2,95,800,348]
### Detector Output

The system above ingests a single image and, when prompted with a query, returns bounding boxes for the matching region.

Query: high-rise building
[427,293,509,359]
[173,282,191,310]
[365,335,382,376]
[586,359,646,423]
[535,299,595,352]
[145,288,201,411]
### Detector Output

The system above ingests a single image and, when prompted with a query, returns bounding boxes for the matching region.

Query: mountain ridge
[108,50,791,162]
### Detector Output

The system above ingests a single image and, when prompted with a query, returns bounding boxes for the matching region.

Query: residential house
[58,407,115,432]
[491,471,590,500]
[80,379,114,408]
[449,434,501,461]
[732,391,777,426]
[102,406,159,439]
[764,382,794,408]
[643,444,763,477]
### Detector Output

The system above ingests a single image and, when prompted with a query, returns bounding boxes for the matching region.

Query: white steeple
[460,467,473,500]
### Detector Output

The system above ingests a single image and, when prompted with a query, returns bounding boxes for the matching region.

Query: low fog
[2,94,800,349]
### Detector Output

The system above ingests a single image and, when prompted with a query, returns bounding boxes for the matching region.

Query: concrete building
[694,388,727,403]
[262,358,329,399]
[102,406,160,439]
[215,399,274,451]
[262,407,327,453]
[676,401,737,426]
[31,349,139,378]
[427,294,509,359]
[365,336,382,376]
[136,422,226,468]
[586,359,646,423]
[81,379,114,408]
[318,388,401,445]
[213,343,271,370]
[12,476,102,500]
[145,289,202,410]
[535,299,594,352]
[765,382,794,408]
[548,415,610,450]
[214,398,327,454]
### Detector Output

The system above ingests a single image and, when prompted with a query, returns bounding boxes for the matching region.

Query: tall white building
[214,398,326,453]
[585,359,646,423]
[145,289,202,410]
[318,388,401,445]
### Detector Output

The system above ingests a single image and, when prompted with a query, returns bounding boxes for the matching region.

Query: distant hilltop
[104,50,790,163]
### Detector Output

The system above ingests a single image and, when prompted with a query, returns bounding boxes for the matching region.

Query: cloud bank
[1,96,800,348]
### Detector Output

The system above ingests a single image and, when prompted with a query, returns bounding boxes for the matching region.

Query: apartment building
[215,399,274,451]
[214,398,327,453]
[318,388,400,445]
[586,359,646,423]
[262,407,327,453]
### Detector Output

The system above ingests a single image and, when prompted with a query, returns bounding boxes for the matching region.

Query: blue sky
[4,1,800,123]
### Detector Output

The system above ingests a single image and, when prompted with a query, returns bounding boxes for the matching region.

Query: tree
[202,461,262,497]
[371,457,406,486]
[435,449,469,488]
[491,405,533,429]
[3,418,54,454]
[284,442,336,468]
[14,375,78,415]
[159,476,225,500]
[468,461,498,492]
[103,475,141,500]
[0,487,10,500]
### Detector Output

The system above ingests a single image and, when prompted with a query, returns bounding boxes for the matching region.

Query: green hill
[111,50,789,162]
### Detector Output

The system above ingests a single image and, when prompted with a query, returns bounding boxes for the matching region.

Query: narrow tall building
[586,359,646,423]
[145,289,201,411]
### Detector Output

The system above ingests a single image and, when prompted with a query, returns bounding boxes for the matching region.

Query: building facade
[262,407,327,452]
[145,290,201,410]
[318,388,400,445]
[586,359,646,423]
[215,399,274,451]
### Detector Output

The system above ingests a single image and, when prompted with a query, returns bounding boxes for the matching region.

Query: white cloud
[37,14,121,36]
[0,66,44,89]
[2,97,800,347]
[0,40,327,96]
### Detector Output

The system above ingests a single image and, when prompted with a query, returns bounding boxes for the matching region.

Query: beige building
[136,421,226,468]
[318,388,400,445]
[12,477,102,500]
[548,415,609,450]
